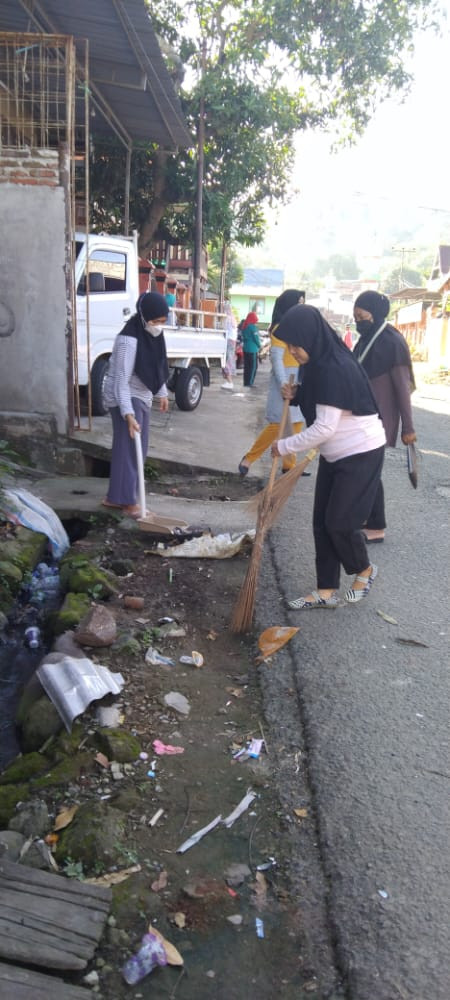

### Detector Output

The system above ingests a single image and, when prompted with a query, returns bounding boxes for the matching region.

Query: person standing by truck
[241,311,261,387]
[102,292,170,518]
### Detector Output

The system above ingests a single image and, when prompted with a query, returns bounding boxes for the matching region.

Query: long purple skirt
[106,398,150,507]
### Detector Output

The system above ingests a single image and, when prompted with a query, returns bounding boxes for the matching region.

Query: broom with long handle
[231,378,297,634]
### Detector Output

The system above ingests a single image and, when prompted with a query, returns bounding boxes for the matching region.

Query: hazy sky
[258,6,450,274]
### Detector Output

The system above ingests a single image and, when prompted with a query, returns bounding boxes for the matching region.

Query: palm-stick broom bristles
[231,379,295,634]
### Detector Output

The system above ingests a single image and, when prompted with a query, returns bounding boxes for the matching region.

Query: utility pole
[193,39,206,319]
[391,246,416,289]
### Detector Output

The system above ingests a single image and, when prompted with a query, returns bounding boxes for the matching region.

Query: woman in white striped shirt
[103,292,169,518]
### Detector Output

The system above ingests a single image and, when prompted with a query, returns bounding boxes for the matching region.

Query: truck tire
[174,366,203,411]
[91,356,110,416]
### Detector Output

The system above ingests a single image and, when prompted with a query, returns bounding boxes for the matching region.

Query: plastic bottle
[25,626,41,649]
[121,932,167,984]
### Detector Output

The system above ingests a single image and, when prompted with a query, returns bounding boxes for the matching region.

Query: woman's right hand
[125,413,140,438]
[281,382,296,400]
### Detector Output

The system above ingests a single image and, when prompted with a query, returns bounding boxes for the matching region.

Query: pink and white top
[277,404,386,463]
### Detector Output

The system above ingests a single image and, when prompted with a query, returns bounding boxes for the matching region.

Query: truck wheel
[91,357,110,416]
[174,366,203,411]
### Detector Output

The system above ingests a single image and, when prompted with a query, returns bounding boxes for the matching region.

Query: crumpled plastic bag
[2,486,69,558]
[256,626,299,662]
[37,654,124,730]
[152,530,255,559]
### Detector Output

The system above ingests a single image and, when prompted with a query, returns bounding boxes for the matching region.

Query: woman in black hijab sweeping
[353,291,416,543]
[271,305,386,607]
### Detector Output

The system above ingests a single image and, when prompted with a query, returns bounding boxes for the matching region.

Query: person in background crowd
[241,311,261,387]
[238,289,306,475]
[271,305,386,608]
[102,292,169,519]
[353,290,417,543]
[221,301,238,390]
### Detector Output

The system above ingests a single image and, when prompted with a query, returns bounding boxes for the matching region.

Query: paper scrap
[177,814,222,853]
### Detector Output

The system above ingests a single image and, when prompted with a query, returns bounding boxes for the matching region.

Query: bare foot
[363,529,385,542]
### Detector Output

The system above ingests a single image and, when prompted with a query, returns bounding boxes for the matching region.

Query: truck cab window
[77,249,127,295]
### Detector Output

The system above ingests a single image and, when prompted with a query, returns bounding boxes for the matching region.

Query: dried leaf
[396,637,429,647]
[377,610,398,625]
[53,804,79,831]
[151,870,168,892]
[226,686,245,699]
[293,808,308,819]
[44,833,59,846]
[85,864,141,886]
[256,626,299,663]
[173,911,186,929]
[149,926,184,966]
[206,630,218,641]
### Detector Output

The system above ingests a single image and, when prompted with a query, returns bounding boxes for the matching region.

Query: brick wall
[0,147,60,187]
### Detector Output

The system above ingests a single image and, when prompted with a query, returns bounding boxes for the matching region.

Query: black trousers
[243,351,258,386]
[365,476,386,530]
[313,446,385,590]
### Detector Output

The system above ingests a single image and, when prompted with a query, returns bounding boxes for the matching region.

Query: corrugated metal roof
[1,0,192,148]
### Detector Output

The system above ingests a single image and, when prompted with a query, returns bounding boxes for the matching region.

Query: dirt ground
[49,471,328,999]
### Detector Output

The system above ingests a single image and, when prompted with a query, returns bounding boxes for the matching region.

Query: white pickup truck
[74,233,227,415]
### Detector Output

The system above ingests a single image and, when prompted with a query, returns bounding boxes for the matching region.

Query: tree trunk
[138,149,169,254]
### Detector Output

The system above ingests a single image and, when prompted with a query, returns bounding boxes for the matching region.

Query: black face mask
[356,319,374,336]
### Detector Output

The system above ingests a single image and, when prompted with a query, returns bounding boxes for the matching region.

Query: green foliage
[207,244,243,295]
[90,0,438,249]
[313,254,361,280]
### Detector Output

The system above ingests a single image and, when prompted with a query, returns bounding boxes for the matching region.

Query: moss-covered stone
[47,591,91,635]
[0,784,30,827]
[94,728,141,763]
[112,633,141,657]
[51,723,85,758]
[0,525,47,576]
[0,752,50,785]
[54,800,126,872]
[0,560,23,584]
[30,751,94,791]
[20,695,63,752]
[59,556,118,598]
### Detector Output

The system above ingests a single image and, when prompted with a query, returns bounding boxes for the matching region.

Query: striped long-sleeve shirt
[103,335,168,418]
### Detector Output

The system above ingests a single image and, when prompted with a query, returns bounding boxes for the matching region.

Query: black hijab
[353,290,415,386]
[276,304,378,426]
[270,289,305,331]
[118,292,169,395]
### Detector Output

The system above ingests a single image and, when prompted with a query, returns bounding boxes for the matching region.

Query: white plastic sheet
[3,487,69,558]
[153,530,255,559]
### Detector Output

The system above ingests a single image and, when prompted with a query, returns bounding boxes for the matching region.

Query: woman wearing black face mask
[353,291,416,543]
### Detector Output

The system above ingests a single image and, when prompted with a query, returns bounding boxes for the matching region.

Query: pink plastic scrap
[153,739,185,756]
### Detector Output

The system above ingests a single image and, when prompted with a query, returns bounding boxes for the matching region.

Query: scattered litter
[293,807,308,819]
[223,789,256,828]
[177,813,222,853]
[85,865,141,886]
[225,862,251,886]
[95,752,110,769]
[206,970,216,979]
[96,705,122,728]
[255,917,265,938]
[53,804,79,831]
[149,807,164,827]
[396,637,429,647]
[158,616,175,624]
[168,568,174,583]
[206,630,218,641]
[139,751,149,761]
[83,971,99,986]
[378,889,389,899]
[148,926,183,967]
[151,870,168,892]
[180,650,204,667]
[226,686,245,699]
[37,656,124,731]
[227,914,243,926]
[122,931,168,984]
[233,739,264,762]
[123,595,145,610]
[2,486,69,557]
[153,739,184,755]
[159,622,187,638]
[377,610,398,625]
[145,646,175,667]
[151,530,256,559]
[147,769,156,778]
[111,762,124,781]
[256,858,277,872]
[256,626,299,662]
[164,691,191,716]
[173,912,186,929]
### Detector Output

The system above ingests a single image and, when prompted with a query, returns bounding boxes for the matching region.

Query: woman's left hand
[401,432,417,445]
[159,397,169,413]
[271,442,281,457]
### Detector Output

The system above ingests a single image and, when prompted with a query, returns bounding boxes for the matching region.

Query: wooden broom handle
[264,375,295,500]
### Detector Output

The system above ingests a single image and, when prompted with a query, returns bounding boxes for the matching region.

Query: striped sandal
[288,590,339,610]
[345,565,378,604]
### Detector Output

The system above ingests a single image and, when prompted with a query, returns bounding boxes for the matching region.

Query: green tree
[90,0,437,252]
[207,245,243,296]
[313,254,361,280]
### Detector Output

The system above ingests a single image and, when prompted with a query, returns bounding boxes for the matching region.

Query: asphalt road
[257,385,450,1000]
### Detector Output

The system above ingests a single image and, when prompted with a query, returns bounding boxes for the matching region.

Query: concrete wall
[0,148,69,437]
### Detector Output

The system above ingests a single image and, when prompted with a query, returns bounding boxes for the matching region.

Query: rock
[164,691,190,716]
[158,623,187,639]
[30,752,94,791]
[8,798,50,838]
[225,862,251,886]
[0,785,30,827]
[123,595,144,610]
[227,914,243,926]
[0,560,23,583]
[59,555,118,598]
[20,696,63,752]
[48,592,91,636]
[95,728,140,763]
[112,634,142,657]
[109,558,134,576]
[54,800,126,872]
[0,610,8,631]
[0,752,49,786]
[53,630,86,658]
[75,605,117,647]
[19,838,54,870]
[0,829,27,860]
